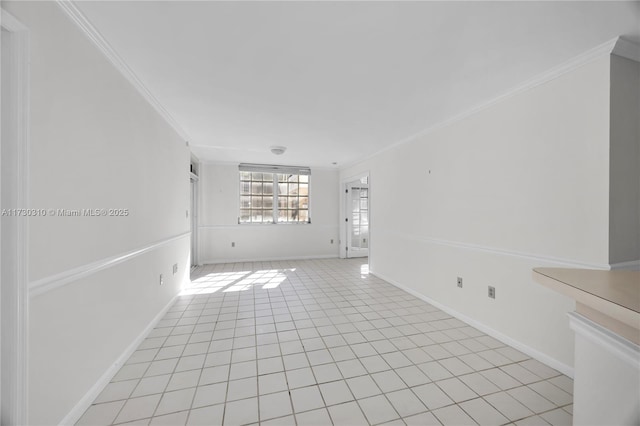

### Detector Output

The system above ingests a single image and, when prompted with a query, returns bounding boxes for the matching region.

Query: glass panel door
[346,178,369,258]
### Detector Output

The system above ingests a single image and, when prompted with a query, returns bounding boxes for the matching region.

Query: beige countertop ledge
[533,268,640,345]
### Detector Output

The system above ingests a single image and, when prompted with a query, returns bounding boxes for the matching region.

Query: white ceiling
[75,1,640,168]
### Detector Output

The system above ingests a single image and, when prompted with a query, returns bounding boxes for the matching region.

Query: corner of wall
[608,52,640,265]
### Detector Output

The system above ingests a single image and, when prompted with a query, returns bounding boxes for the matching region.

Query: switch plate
[457,277,463,288]
[160,274,164,286]
[488,286,496,299]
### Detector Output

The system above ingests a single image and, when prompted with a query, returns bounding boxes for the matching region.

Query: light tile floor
[78,258,573,425]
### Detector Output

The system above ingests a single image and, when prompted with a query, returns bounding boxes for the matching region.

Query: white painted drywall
[29,238,190,425]
[571,315,640,425]
[2,2,191,424]
[340,55,614,368]
[609,55,640,265]
[198,163,339,263]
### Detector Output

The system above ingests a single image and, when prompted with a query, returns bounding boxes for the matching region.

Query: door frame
[1,8,30,425]
[339,171,370,259]
[190,173,199,268]
[189,153,200,268]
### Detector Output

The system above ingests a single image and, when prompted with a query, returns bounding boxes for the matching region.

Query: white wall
[341,55,616,370]
[198,163,339,263]
[609,55,640,265]
[2,2,191,424]
[571,314,640,425]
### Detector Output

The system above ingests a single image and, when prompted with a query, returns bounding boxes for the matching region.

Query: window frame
[238,164,311,225]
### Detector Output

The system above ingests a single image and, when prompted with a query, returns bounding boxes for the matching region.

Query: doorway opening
[343,173,369,260]
[189,156,199,269]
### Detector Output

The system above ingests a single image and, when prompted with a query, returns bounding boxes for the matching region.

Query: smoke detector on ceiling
[270,146,287,155]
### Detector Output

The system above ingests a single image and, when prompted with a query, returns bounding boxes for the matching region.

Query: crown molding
[56,0,190,143]
[342,36,639,171]
[53,2,639,167]
[1,7,28,31]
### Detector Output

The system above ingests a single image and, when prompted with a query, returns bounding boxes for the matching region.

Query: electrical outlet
[160,274,164,286]
[457,277,463,288]
[488,286,496,299]
[173,264,178,275]
[231,242,235,247]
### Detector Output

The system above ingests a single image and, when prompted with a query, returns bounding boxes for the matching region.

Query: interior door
[346,179,369,258]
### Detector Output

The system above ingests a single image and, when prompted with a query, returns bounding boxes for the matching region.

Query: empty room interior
[1,1,639,425]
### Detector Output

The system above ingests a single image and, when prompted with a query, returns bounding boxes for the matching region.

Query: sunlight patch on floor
[182,268,296,295]
[361,263,369,277]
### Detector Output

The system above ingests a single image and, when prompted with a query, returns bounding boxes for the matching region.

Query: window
[239,164,310,224]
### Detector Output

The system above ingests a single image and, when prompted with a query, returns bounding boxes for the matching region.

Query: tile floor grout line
[77,259,573,426]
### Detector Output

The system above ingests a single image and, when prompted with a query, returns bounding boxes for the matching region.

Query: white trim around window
[238,164,311,225]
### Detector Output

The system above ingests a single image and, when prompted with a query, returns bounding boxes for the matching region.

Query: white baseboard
[371,271,575,379]
[200,254,339,265]
[59,293,180,425]
[610,259,640,271]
